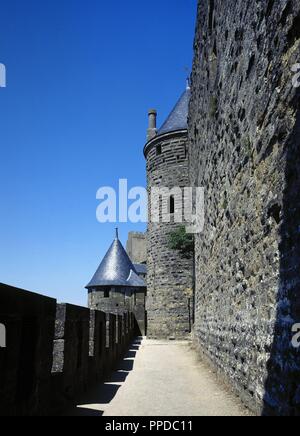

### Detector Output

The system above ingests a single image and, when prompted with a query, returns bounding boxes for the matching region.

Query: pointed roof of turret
[86,229,146,289]
[158,83,190,135]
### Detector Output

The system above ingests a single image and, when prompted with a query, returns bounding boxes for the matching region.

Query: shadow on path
[65,338,142,416]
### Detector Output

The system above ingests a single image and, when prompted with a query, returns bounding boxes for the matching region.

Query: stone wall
[88,287,134,314]
[189,0,300,415]
[88,287,146,336]
[134,290,147,336]
[0,283,135,416]
[145,131,194,339]
[0,284,56,416]
[126,232,147,264]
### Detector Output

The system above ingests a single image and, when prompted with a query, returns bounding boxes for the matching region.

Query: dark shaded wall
[88,287,147,336]
[189,0,300,415]
[0,285,56,416]
[0,283,135,416]
[134,290,147,336]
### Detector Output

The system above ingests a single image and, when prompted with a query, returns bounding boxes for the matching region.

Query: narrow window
[156,145,162,155]
[169,195,175,214]
[104,289,110,298]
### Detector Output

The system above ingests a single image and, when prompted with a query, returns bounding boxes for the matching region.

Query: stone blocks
[189,0,300,415]
[0,283,135,416]
[146,132,194,339]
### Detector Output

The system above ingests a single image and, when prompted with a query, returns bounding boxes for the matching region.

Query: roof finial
[115,227,119,239]
[184,66,191,90]
[186,77,191,90]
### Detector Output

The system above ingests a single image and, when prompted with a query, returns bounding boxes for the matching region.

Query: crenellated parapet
[0,283,135,416]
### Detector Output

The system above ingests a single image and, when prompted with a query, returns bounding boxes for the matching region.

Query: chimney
[147,109,157,141]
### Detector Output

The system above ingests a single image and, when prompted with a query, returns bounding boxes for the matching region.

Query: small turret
[86,231,147,335]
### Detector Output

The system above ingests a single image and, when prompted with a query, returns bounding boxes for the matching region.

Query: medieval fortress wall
[189,0,300,415]
[1,0,300,417]
[0,283,135,416]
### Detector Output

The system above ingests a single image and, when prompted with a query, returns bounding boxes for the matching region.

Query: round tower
[144,85,194,340]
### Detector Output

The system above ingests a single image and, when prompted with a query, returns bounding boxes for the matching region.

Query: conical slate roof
[158,86,190,135]
[86,235,146,289]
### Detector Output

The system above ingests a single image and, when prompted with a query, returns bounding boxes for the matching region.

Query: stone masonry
[189,0,300,415]
[126,232,147,264]
[0,283,135,416]
[145,129,194,339]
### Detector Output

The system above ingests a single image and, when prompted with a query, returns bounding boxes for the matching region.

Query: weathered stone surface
[189,0,300,415]
[88,287,146,336]
[126,232,147,264]
[145,131,194,339]
[0,284,56,416]
[0,284,136,416]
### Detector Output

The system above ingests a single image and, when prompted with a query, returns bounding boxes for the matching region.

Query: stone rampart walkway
[67,338,250,416]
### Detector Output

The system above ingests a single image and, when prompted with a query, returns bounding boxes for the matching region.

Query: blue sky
[0,0,197,306]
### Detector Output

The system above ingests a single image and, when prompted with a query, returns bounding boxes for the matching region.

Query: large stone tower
[144,85,194,339]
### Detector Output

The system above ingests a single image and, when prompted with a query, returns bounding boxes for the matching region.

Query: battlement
[0,283,135,416]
